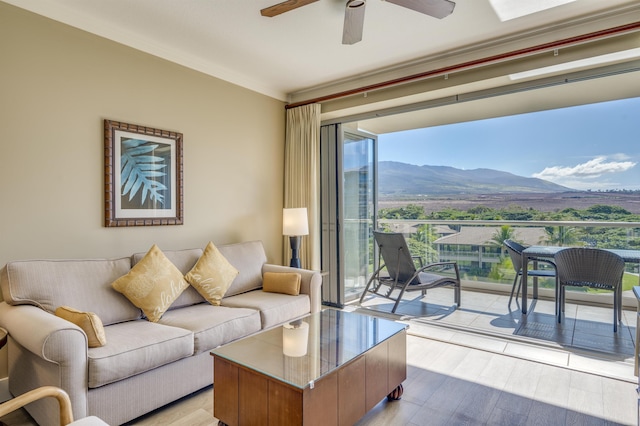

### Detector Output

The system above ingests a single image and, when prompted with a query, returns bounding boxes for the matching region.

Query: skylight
[488,0,578,22]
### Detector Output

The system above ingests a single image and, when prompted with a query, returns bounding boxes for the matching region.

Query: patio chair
[359,231,460,314]
[554,247,624,332]
[504,239,557,309]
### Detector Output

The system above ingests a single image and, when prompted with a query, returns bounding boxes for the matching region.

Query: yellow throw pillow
[55,306,107,348]
[185,242,239,306]
[262,272,301,296]
[112,244,188,322]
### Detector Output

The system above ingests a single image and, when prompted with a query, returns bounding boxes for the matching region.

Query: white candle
[282,321,309,357]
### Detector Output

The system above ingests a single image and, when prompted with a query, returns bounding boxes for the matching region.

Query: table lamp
[283,207,309,268]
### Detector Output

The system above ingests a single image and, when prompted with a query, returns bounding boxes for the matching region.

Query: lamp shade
[283,208,309,236]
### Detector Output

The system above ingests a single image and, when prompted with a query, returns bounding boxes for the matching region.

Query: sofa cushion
[132,248,206,309]
[87,320,193,388]
[262,272,301,296]
[218,241,267,297]
[185,242,239,306]
[158,304,261,354]
[55,306,107,348]
[221,291,310,329]
[112,245,189,322]
[0,258,140,326]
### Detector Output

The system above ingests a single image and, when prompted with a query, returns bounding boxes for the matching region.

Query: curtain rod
[285,21,640,110]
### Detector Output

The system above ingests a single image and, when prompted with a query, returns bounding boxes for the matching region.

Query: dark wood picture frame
[104,119,183,227]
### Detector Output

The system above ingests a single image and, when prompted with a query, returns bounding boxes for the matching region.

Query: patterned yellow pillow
[112,244,188,322]
[262,272,301,296]
[55,306,107,348]
[185,242,239,305]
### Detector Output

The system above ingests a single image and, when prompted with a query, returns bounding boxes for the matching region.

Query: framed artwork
[104,119,183,227]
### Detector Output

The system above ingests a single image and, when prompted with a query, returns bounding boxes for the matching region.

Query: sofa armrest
[0,302,88,361]
[0,302,89,417]
[262,265,322,313]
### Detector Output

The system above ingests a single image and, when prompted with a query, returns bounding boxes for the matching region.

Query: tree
[378,204,425,219]
[542,226,579,246]
[408,225,440,263]
[489,225,516,256]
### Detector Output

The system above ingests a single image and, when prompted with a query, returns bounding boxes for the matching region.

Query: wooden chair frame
[0,386,74,425]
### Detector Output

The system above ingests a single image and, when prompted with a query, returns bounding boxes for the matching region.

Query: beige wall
[0,4,286,376]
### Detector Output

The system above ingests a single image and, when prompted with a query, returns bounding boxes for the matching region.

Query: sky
[377,96,640,191]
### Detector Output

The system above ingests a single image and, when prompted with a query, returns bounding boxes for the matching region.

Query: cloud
[609,153,632,161]
[532,156,636,181]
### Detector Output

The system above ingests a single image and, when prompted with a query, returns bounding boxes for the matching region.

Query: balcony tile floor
[353,287,637,383]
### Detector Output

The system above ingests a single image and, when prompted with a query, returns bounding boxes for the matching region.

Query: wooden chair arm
[0,386,74,425]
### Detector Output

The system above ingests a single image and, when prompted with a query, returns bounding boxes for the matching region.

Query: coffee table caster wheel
[387,383,403,401]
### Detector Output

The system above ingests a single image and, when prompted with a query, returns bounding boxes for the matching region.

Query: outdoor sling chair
[359,231,461,314]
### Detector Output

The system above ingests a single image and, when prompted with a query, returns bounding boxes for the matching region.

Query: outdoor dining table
[520,245,640,315]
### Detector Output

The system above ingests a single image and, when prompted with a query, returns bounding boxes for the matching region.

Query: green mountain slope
[377,161,571,195]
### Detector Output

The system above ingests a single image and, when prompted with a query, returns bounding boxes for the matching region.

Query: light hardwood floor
[2,289,637,425]
[128,333,639,425]
[2,332,635,425]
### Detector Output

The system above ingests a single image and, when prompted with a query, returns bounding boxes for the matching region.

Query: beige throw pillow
[55,306,107,348]
[112,244,188,322]
[262,272,301,296]
[185,242,239,306]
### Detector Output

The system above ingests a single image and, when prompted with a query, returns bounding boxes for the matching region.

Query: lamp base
[289,235,301,269]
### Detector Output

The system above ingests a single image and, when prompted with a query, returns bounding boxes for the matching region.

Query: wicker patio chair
[358,231,460,314]
[554,247,624,332]
[504,239,557,309]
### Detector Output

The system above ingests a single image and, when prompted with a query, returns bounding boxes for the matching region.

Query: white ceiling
[4,0,639,102]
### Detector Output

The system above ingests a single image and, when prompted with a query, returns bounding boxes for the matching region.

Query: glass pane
[375,96,640,301]
[343,132,375,301]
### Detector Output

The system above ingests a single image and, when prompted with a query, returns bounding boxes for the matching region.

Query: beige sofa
[0,241,322,426]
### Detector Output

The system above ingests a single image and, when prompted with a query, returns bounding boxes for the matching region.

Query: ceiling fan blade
[386,0,455,19]
[260,0,319,17]
[342,0,366,45]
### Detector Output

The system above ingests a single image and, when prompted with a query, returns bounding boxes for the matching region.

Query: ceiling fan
[260,0,456,45]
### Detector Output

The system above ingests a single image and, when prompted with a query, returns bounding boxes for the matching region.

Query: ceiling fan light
[347,0,366,9]
[343,0,366,44]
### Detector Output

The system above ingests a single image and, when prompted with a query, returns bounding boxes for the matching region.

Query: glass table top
[523,245,640,262]
[211,309,407,389]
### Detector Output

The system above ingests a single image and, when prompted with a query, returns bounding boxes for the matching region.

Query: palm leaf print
[121,139,168,206]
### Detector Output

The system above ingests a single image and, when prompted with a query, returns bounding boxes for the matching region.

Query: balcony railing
[363,219,640,308]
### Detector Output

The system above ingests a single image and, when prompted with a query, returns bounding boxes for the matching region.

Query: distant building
[433,226,548,267]
[382,222,457,237]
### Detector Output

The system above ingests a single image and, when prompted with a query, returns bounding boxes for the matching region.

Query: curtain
[284,103,321,270]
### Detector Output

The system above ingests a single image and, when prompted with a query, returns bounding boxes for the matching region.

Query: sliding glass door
[320,124,377,307]
[342,130,376,301]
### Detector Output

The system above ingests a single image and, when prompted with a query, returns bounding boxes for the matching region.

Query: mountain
[376,161,571,196]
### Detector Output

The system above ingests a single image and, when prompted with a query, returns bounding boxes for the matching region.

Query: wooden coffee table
[211,310,407,426]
